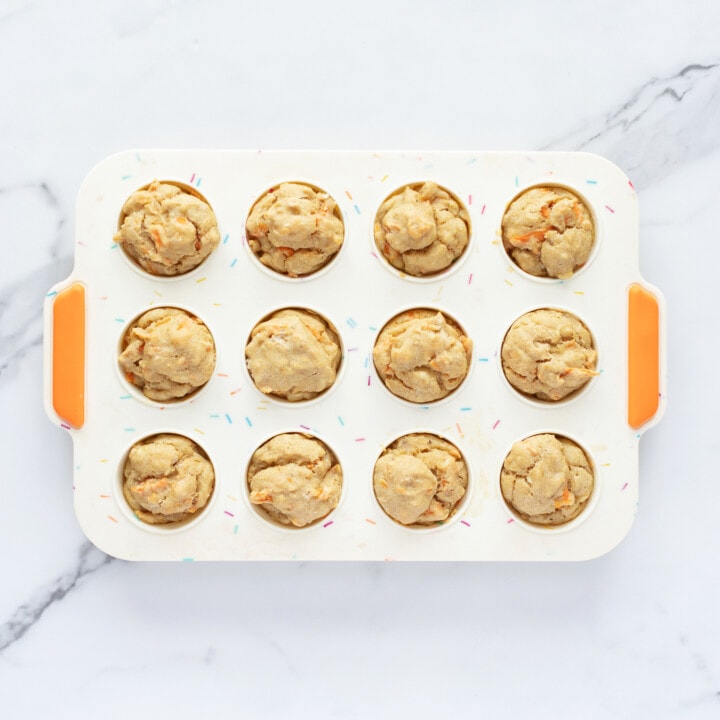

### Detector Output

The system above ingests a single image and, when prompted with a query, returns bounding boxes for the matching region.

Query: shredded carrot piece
[512,230,546,244]
[279,246,295,257]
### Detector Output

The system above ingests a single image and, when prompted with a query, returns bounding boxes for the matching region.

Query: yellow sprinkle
[504,279,514,286]
[153,290,162,296]
[226,495,238,502]
[380,174,388,182]
[196,277,208,284]
[99,459,109,463]
[213,303,221,306]
[574,290,585,295]
[194,428,205,435]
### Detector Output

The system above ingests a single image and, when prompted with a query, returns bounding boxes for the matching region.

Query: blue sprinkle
[121,174,132,180]
[245,416,252,427]
[46,290,58,297]
[368,326,377,332]
[338,416,345,426]
[223,234,229,244]
[115,318,125,323]
[120,395,131,400]
[460,407,472,412]
[210,413,220,418]
[364,356,369,368]
[233,524,239,535]
[354,204,361,215]
[478,357,489,363]
[124,427,135,432]
[182,557,194,562]
[421,406,430,410]
[110,243,118,250]
[195,177,202,187]
[586,179,598,184]
[346,317,357,328]
[225,413,233,424]
[230,258,237,268]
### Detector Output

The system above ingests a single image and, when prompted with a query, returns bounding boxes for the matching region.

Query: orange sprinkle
[108,515,118,523]
[345,190,353,201]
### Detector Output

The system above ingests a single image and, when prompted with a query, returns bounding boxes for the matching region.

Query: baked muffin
[373,309,472,403]
[245,308,341,402]
[373,433,468,526]
[502,186,594,279]
[247,433,342,527]
[500,433,594,526]
[501,308,597,401]
[245,182,344,277]
[123,434,215,525]
[374,182,470,276]
[119,307,216,402]
[115,180,220,276]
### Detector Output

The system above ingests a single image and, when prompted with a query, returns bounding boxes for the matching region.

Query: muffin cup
[498,181,600,284]
[497,430,599,534]
[243,429,345,532]
[497,305,600,407]
[114,430,218,533]
[371,429,473,532]
[243,179,347,281]
[372,179,472,282]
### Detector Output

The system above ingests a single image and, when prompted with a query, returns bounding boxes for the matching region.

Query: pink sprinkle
[468,194,472,205]
[365,518,376,525]
[224,510,235,517]
[506,518,514,524]
[621,483,628,491]
[355,437,366,442]
[605,204,615,213]
[60,422,71,430]
[468,273,473,284]
[323,520,334,528]
[460,520,470,527]
[190,173,195,184]
[628,180,635,189]
[492,419,500,430]
[370,251,379,260]
[456,422,463,437]
[481,204,486,215]
[367,375,371,386]
[299,424,310,430]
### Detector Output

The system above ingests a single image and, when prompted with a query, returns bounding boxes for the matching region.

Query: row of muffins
[118,306,598,406]
[115,180,596,280]
[122,430,595,531]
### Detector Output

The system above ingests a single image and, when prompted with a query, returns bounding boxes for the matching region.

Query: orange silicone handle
[52,283,86,428]
[628,284,660,429]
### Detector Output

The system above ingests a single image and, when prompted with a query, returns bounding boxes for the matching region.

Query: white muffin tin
[43,150,666,561]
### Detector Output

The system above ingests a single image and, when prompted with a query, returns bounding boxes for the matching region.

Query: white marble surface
[1,0,719,716]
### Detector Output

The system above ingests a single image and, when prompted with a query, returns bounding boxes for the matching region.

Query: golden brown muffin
[119,307,216,402]
[373,433,468,526]
[245,309,341,402]
[373,309,472,403]
[247,433,342,527]
[502,186,594,279]
[123,434,215,525]
[116,180,220,275]
[374,181,470,276]
[501,308,597,401]
[500,434,594,526]
[245,182,344,277]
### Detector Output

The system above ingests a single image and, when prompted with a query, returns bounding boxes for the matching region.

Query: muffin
[374,181,470,276]
[119,307,216,402]
[373,433,468,526]
[115,180,220,276]
[123,434,215,525]
[245,308,341,402]
[500,433,594,526]
[502,186,594,279]
[373,309,472,403]
[501,308,597,401]
[245,182,344,277]
[247,433,342,527]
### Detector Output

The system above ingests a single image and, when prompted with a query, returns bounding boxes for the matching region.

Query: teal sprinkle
[586,179,598,184]
[245,416,252,427]
[46,290,57,297]
[225,414,233,424]
[233,524,239,535]
[210,413,220,418]
[182,558,195,562]
[354,204,361,215]
[121,174,132,180]
[124,427,135,432]
[515,176,519,187]
[223,234,229,244]
[195,177,202,187]
[115,318,125,323]
[460,407,472,412]
[230,258,238,267]
[110,243,118,249]
[368,326,377,332]
[338,416,345,426]
[478,357,489,362]
[120,395,131,400]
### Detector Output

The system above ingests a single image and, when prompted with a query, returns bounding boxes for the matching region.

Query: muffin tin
[43,150,666,560]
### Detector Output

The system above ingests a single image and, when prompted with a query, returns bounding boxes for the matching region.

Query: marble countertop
[2,0,719,716]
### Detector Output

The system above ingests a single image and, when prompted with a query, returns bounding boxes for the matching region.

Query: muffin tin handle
[47,282,86,429]
[627,283,665,429]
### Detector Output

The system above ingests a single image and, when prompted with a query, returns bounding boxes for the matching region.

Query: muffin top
[373,309,472,403]
[116,180,220,276]
[119,307,216,402]
[374,181,469,276]
[501,308,597,401]
[374,433,468,526]
[123,434,215,525]
[500,434,593,525]
[502,186,594,279]
[245,183,344,277]
[247,433,342,527]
